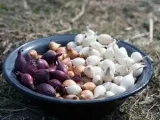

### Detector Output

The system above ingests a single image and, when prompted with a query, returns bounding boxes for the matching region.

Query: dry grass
[0,0,160,119]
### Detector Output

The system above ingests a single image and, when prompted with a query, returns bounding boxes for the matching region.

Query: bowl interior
[3,34,153,104]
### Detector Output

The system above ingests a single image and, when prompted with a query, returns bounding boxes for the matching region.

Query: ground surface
[0,0,160,120]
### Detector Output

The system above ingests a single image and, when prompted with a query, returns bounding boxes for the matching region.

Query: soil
[0,0,160,120]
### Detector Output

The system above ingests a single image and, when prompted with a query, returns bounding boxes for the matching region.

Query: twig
[70,0,88,23]
[3,43,12,54]
[56,27,72,34]
[0,97,43,115]
[149,18,154,42]
[153,59,160,66]
[1,114,13,120]
[130,99,139,112]
[23,0,29,10]
[0,108,27,112]
[146,103,157,119]
[1,113,19,120]
[129,99,139,120]
[130,32,149,40]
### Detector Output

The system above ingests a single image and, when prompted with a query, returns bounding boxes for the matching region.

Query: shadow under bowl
[2,34,153,120]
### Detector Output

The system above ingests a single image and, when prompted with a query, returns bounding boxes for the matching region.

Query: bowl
[3,34,153,119]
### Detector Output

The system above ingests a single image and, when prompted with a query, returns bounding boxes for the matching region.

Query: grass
[0,0,160,119]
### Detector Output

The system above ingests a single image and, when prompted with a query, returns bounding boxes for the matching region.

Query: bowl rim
[2,34,153,104]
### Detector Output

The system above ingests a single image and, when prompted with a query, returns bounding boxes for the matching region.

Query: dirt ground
[0,0,160,120]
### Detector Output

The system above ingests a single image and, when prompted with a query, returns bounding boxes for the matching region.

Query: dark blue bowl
[2,34,153,119]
